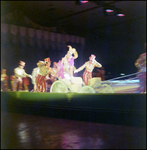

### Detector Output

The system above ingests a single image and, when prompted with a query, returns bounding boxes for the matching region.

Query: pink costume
[56,60,64,79]
[67,57,74,66]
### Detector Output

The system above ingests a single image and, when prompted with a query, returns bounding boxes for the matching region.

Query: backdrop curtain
[1,23,85,78]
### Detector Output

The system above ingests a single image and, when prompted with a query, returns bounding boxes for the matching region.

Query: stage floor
[1,82,146,149]
[1,111,146,149]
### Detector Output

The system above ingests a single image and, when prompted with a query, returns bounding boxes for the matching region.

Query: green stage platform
[1,92,146,127]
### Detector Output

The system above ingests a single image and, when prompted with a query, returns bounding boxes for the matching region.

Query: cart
[50,71,141,93]
[50,76,114,93]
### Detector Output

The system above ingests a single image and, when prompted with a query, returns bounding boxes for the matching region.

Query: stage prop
[50,77,114,93]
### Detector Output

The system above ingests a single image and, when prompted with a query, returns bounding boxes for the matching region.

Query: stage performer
[31,62,40,92]
[74,54,102,85]
[134,43,146,93]
[1,69,9,91]
[23,77,30,92]
[35,58,57,92]
[49,62,58,84]
[56,60,64,79]
[61,45,78,79]
[13,61,32,91]
[45,61,58,92]
[10,71,15,91]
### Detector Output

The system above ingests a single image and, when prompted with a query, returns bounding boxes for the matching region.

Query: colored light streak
[116,13,125,17]
[81,1,88,3]
[105,9,114,13]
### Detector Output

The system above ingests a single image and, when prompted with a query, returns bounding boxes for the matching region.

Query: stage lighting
[116,11,125,17]
[75,0,89,5]
[103,4,125,17]
[103,4,115,16]
[113,5,125,17]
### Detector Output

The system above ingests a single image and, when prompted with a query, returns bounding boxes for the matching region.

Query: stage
[1,90,146,128]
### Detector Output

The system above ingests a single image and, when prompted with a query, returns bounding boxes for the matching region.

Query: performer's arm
[61,57,65,64]
[49,68,58,78]
[72,49,78,59]
[75,62,87,73]
[67,45,72,51]
[94,60,102,68]
[23,71,32,78]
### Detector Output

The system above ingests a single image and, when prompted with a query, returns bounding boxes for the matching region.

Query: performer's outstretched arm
[74,62,87,73]
[72,48,78,59]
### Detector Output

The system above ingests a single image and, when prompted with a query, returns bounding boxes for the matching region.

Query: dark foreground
[1,92,146,149]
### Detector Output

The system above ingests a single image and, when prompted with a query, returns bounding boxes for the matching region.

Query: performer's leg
[83,71,92,85]
[18,79,23,91]
[1,81,5,91]
[13,79,18,91]
[83,71,88,85]
[11,81,14,91]
[36,75,42,92]
[24,83,29,91]
[42,79,46,92]
[36,75,45,92]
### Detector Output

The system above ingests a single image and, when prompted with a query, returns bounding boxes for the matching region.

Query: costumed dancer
[44,58,58,91]
[61,45,78,79]
[56,60,64,79]
[134,43,146,93]
[49,62,58,84]
[31,61,40,92]
[1,69,9,91]
[74,54,102,85]
[13,61,32,91]
[35,61,49,92]
[35,58,57,92]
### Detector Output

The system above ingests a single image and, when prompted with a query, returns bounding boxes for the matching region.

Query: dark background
[1,1,146,89]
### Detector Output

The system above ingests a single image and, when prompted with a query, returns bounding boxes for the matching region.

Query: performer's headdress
[67,45,73,55]
[19,61,25,66]
[89,54,96,60]
[37,61,45,67]
[44,58,51,63]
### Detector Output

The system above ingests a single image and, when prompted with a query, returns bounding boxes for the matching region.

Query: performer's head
[89,54,96,62]
[19,61,25,69]
[44,57,51,67]
[53,62,57,68]
[1,69,6,74]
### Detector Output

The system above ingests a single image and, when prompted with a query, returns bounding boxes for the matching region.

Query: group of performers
[2,45,102,92]
[1,44,146,93]
[30,45,102,92]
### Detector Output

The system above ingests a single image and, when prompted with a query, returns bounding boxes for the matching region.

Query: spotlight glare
[105,9,114,13]
[81,1,88,3]
[116,13,125,17]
